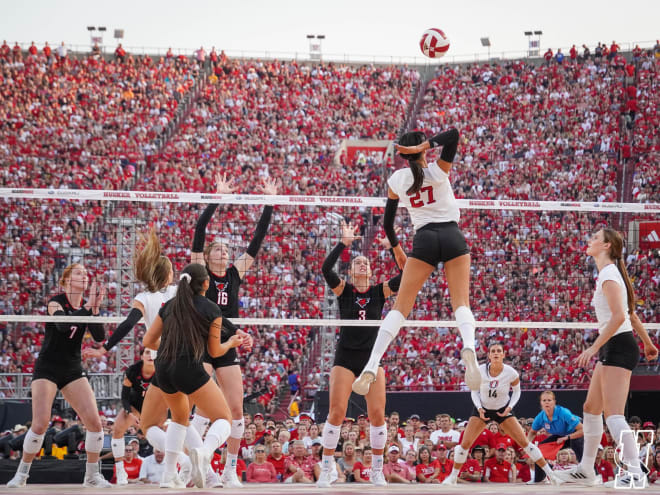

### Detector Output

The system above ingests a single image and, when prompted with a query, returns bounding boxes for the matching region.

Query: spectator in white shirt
[429,414,460,449]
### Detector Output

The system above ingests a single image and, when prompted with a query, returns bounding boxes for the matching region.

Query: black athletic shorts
[204,347,240,369]
[32,361,86,390]
[333,345,371,377]
[471,404,514,424]
[155,358,210,395]
[129,393,144,413]
[410,222,470,267]
[598,331,639,371]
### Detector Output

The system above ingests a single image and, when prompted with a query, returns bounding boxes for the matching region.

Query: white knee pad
[453,444,469,464]
[523,442,543,462]
[370,424,387,450]
[23,429,45,455]
[111,438,125,459]
[322,422,341,450]
[85,431,104,454]
[230,419,244,440]
[146,425,166,452]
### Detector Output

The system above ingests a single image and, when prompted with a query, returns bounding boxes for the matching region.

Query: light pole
[534,30,543,57]
[480,37,491,60]
[87,26,107,52]
[307,34,325,61]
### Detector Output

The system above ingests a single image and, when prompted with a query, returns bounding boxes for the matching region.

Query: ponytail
[616,258,635,315]
[158,263,210,363]
[406,161,425,195]
[134,229,172,292]
[398,130,427,195]
[602,228,635,315]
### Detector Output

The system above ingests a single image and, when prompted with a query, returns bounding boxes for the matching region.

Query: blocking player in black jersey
[7,264,110,488]
[109,348,155,485]
[189,172,278,488]
[316,221,402,488]
[143,263,244,489]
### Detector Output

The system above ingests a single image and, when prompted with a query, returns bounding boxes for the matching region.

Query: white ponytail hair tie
[179,273,192,283]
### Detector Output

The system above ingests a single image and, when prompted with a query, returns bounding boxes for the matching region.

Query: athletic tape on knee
[230,419,244,440]
[322,422,341,450]
[523,442,543,462]
[22,429,45,455]
[453,444,469,464]
[370,424,387,450]
[111,438,125,459]
[146,425,166,452]
[85,431,104,454]
[455,306,476,349]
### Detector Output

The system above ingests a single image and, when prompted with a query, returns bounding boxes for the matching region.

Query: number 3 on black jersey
[358,310,366,320]
[217,292,228,306]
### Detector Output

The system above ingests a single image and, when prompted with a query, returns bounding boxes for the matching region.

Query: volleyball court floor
[10,483,660,495]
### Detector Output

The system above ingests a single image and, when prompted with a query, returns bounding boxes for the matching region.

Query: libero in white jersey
[475,363,519,411]
[352,128,481,399]
[442,343,561,486]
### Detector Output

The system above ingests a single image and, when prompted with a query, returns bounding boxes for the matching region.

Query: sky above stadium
[2,0,658,62]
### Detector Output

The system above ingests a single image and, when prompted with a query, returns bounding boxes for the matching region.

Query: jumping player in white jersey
[7,264,109,488]
[352,128,480,395]
[82,230,177,485]
[442,343,561,485]
[556,228,658,488]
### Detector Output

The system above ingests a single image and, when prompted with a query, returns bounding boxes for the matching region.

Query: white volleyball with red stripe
[420,28,450,58]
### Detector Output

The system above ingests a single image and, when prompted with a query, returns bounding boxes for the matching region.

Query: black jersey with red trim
[37,293,103,367]
[205,265,240,335]
[336,283,386,350]
[125,361,154,399]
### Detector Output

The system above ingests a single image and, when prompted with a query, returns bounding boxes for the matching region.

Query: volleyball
[420,28,450,58]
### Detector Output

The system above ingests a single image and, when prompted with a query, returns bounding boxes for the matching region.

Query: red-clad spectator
[433,445,453,482]
[115,43,126,62]
[267,441,287,480]
[28,42,37,56]
[283,441,315,483]
[352,447,373,482]
[111,443,142,484]
[211,450,246,478]
[569,45,577,61]
[544,48,553,64]
[459,446,487,482]
[246,445,278,482]
[484,444,514,482]
[42,41,51,58]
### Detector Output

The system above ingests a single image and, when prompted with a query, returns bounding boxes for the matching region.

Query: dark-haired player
[317,221,402,488]
[352,129,481,396]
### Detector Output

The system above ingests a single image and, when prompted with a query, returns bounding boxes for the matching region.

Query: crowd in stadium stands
[0,42,658,398]
[2,409,660,485]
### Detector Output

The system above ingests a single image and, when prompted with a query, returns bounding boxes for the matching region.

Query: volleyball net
[0,188,658,395]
